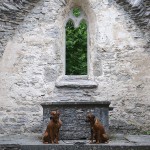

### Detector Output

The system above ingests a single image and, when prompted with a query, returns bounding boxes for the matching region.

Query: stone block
[41,101,111,140]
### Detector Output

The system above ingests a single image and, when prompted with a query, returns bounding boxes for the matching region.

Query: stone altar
[41,101,111,140]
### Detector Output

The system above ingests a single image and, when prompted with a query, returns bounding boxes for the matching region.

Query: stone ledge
[55,75,98,88]
[0,134,150,150]
[41,101,111,107]
[1,144,150,150]
[0,144,21,150]
[21,145,150,150]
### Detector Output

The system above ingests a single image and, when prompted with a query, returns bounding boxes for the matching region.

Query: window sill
[55,75,98,88]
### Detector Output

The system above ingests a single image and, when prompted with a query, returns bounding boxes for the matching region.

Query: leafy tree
[66,19,87,75]
[73,8,81,17]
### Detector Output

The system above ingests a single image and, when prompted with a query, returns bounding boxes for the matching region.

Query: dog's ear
[91,114,95,119]
[56,111,60,116]
[50,111,55,116]
[87,112,92,116]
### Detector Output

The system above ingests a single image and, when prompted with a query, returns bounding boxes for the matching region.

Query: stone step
[0,134,150,150]
[1,143,150,150]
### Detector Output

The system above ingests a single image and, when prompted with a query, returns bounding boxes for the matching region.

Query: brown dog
[43,110,62,144]
[85,113,109,144]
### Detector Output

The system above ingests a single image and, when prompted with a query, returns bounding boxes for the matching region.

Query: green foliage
[73,8,81,17]
[66,19,87,75]
[142,131,150,135]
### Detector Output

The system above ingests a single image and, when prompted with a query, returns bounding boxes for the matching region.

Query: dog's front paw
[105,140,109,144]
[95,141,100,144]
[43,142,49,144]
[89,140,93,144]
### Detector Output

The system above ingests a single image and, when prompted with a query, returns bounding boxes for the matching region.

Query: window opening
[73,7,81,17]
[66,8,87,75]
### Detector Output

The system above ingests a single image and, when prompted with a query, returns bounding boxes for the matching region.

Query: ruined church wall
[0,0,149,134]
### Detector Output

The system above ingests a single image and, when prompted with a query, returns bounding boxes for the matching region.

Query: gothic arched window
[65,8,88,75]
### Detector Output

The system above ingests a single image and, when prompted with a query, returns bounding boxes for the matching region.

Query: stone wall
[0,0,150,135]
[116,0,150,53]
[0,0,40,57]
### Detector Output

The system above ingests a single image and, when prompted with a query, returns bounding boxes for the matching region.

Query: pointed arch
[65,7,88,75]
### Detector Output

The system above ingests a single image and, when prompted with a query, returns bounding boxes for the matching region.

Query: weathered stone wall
[115,0,150,53]
[0,0,150,135]
[0,0,41,58]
